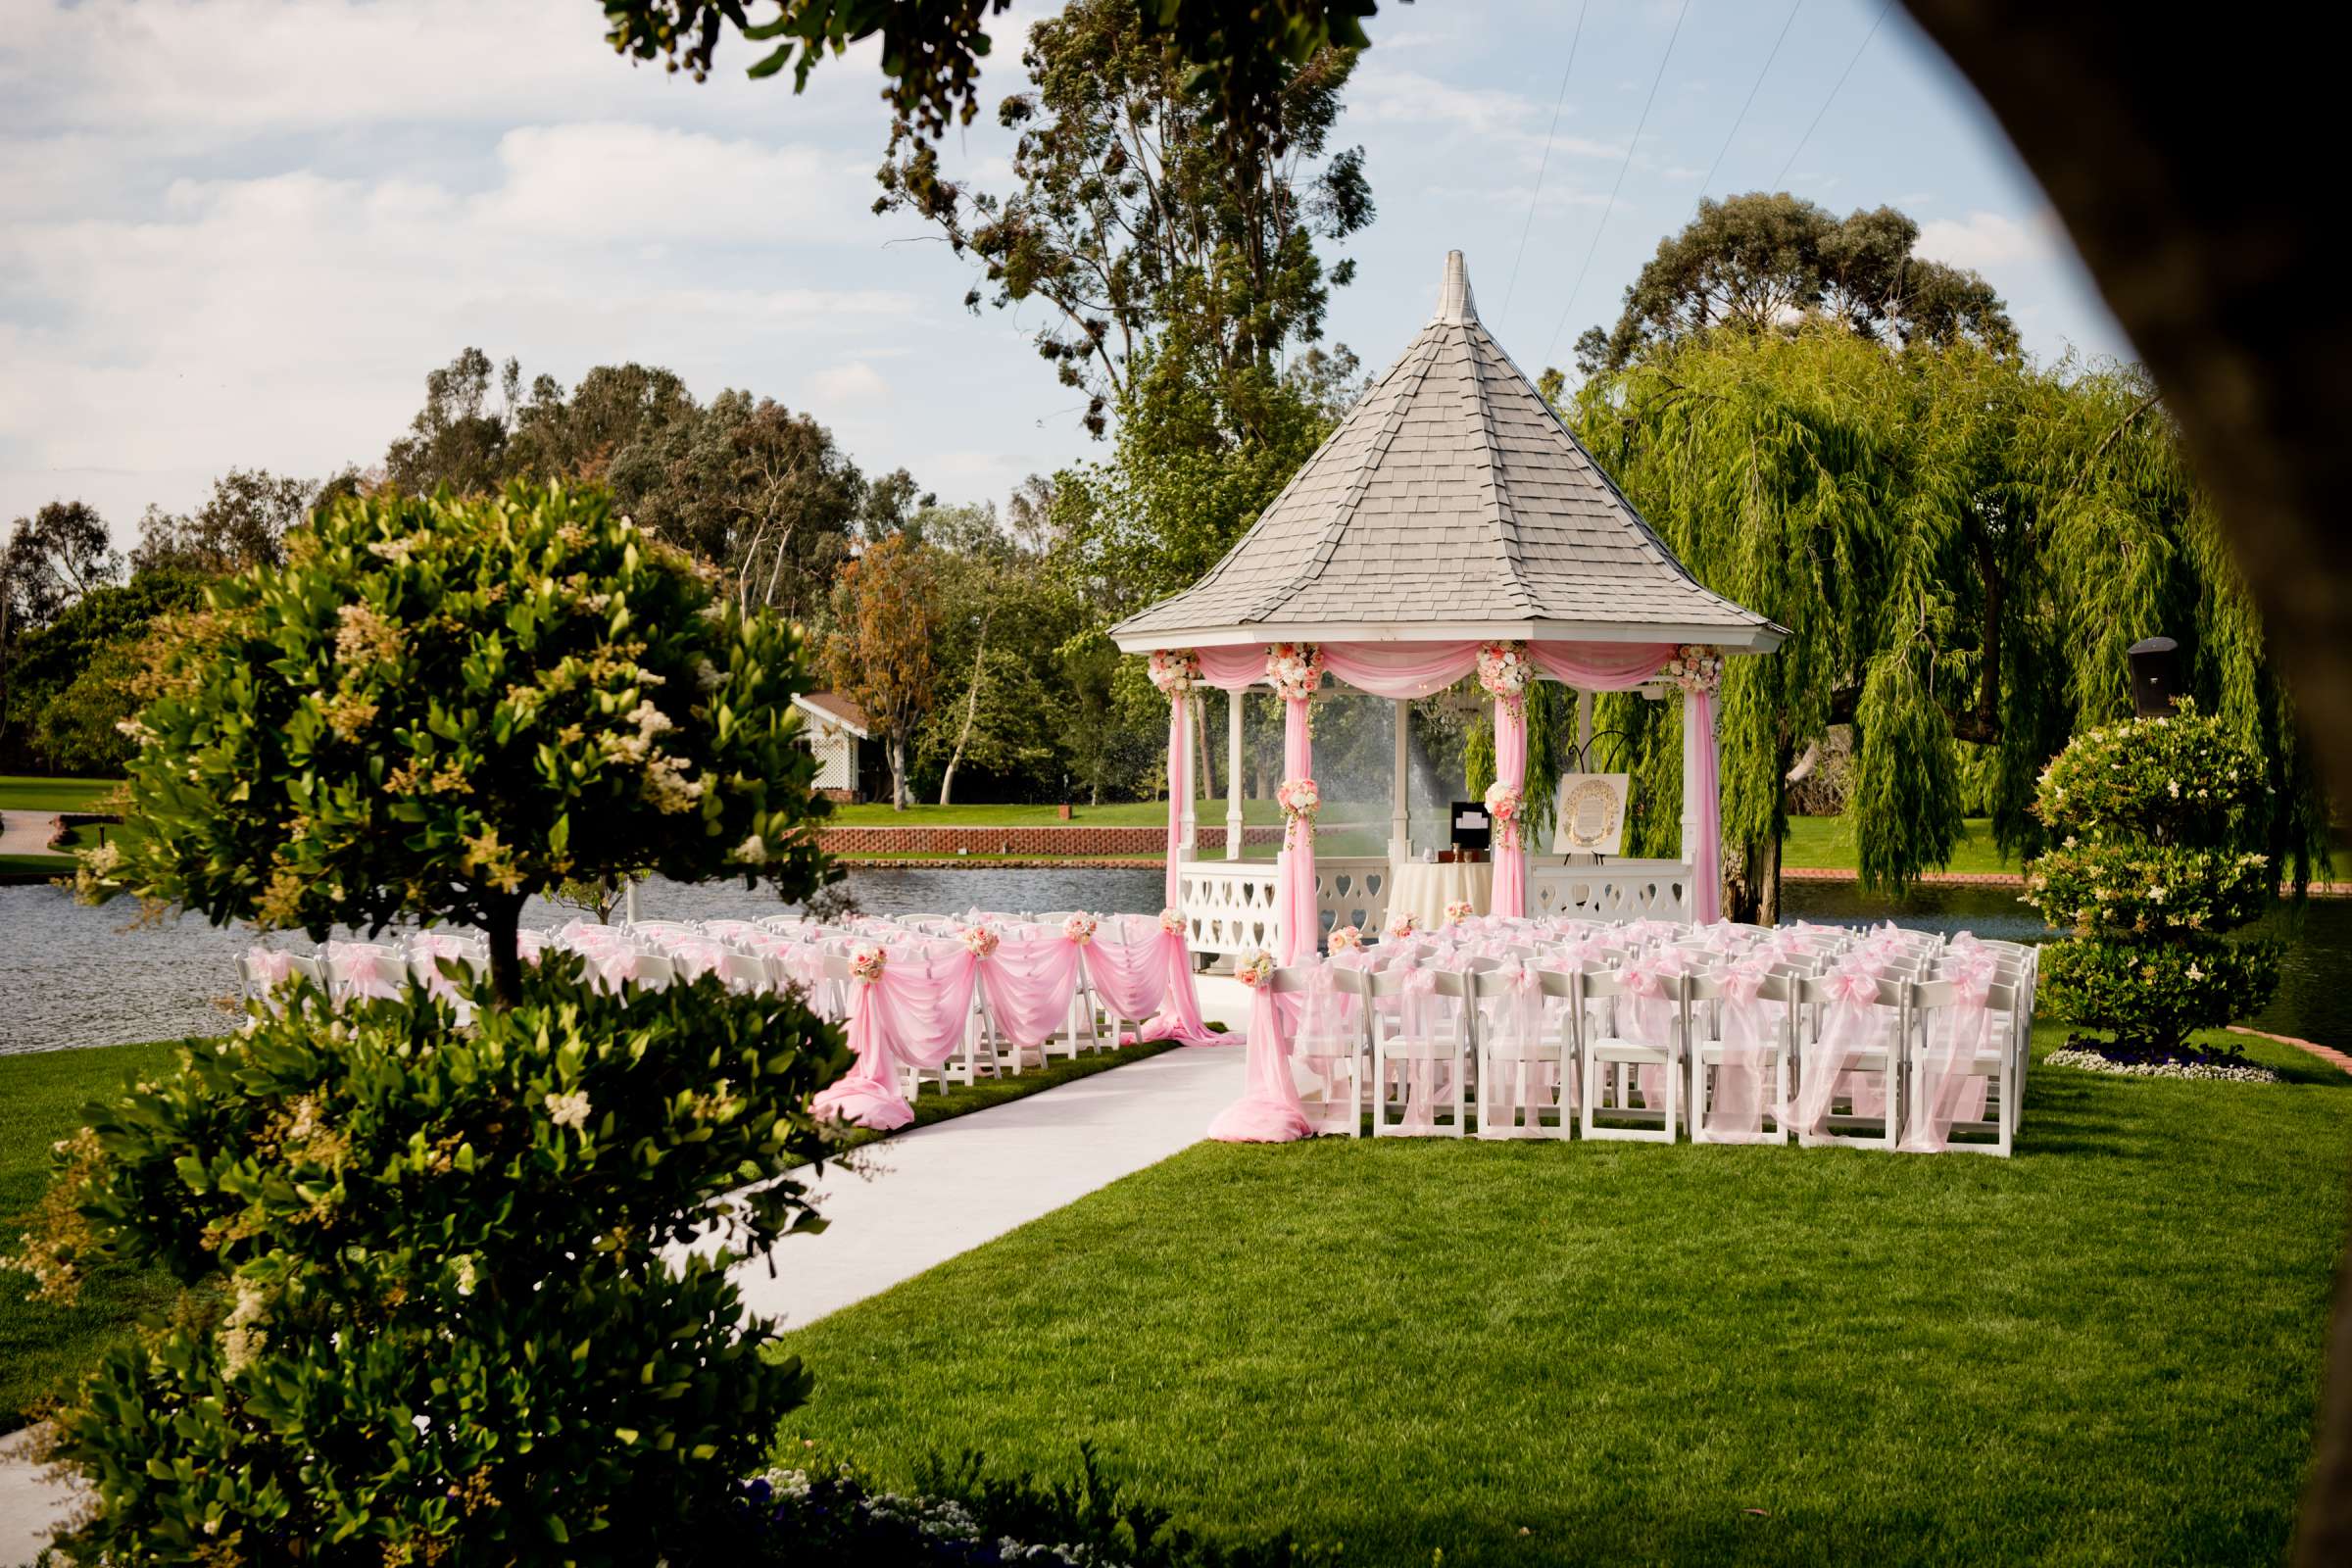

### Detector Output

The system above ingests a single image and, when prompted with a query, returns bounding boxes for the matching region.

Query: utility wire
[1693,0,1804,206]
[1773,0,1890,189]
[1499,0,1590,325]
[1543,0,1693,369]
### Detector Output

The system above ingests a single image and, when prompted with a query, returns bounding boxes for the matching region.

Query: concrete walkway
[730,1043,1241,1327]
[0,813,61,860]
[0,1019,1248,1561]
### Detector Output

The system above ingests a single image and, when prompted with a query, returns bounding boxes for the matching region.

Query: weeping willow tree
[1564,323,2325,919]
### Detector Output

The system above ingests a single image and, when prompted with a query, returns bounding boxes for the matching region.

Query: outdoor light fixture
[2128,635,2181,718]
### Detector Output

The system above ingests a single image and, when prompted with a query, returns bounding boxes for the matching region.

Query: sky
[0,0,2132,545]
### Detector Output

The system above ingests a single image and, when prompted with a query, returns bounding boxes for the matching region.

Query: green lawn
[773,1026,2349,1566]
[0,774,121,816]
[0,1040,182,1432]
[1782,811,2018,875]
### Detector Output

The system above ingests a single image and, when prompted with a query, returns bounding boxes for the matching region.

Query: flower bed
[2044,1038,2281,1083]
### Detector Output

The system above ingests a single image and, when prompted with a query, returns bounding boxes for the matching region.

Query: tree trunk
[939,607,994,806]
[888,737,908,810]
[483,892,526,1009]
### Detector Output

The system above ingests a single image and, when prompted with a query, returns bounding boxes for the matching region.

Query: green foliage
[2027,705,2280,1051]
[1576,192,2017,373]
[80,483,826,994]
[1569,322,2328,909]
[4,567,208,774]
[24,966,847,1562]
[131,468,320,576]
[1461,712,1494,800]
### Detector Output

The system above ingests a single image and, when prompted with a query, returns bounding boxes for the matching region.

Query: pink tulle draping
[1620,950,1687,1110]
[1784,964,1886,1140]
[1699,957,1776,1141]
[977,934,1085,1050]
[1138,926,1223,1046]
[1276,695,1318,961]
[1193,645,1269,690]
[1523,641,1679,689]
[809,948,983,1131]
[1901,953,1996,1152]
[1206,981,1311,1142]
[1318,641,1484,697]
[1686,688,1723,923]
[1164,695,1191,908]
[1493,698,1529,918]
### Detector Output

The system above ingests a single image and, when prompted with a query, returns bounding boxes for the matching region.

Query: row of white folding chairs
[1271,953,2025,1154]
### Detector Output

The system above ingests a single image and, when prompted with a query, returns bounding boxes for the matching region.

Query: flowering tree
[82,483,825,1004]
[2024,703,2280,1054]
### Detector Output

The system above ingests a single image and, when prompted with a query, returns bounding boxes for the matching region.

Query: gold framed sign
[1551,772,1630,856]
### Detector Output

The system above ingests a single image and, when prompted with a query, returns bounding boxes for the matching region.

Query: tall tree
[507,362,697,482]
[131,468,320,575]
[2,501,122,754]
[1574,193,2018,377]
[824,532,941,808]
[384,348,518,496]
[874,0,1371,439]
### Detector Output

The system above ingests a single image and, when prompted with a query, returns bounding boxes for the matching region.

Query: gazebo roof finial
[1434,249,1477,325]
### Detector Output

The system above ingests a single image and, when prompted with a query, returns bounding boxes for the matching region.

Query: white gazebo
[1109,252,1785,960]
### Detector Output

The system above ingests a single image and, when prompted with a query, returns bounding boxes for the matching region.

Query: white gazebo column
[1390,697,1411,863]
[1678,689,1717,914]
[1225,686,1246,859]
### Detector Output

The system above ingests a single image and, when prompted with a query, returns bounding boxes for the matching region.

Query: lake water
[2,870,2344,1054]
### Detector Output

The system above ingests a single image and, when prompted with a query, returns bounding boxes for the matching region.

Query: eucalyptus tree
[1569,324,2324,917]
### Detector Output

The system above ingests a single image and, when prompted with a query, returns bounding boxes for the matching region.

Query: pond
[2,870,2344,1054]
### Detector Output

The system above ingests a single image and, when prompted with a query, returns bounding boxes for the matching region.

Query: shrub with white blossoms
[17,480,853,1559]
[75,481,825,1004]
[2026,701,2280,1057]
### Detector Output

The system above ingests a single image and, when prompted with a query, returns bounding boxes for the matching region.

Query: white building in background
[792,692,883,803]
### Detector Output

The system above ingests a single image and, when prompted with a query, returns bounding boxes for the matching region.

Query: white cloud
[1347,63,1621,161]
[1915,210,2059,270]
[807,361,891,406]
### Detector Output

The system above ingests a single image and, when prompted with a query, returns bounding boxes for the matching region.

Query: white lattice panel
[1530,859,1693,922]
[1178,862,1281,958]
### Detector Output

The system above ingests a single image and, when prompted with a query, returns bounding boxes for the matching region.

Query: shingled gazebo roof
[1108,252,1783,655]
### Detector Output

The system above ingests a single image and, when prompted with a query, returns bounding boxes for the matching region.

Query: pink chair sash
[1698,957,1775,1140]
[1901,956,1996,1152]
[1786,963,1886,1139]
[811,949,985,1131]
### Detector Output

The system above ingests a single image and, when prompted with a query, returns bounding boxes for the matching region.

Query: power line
[1773,0,1890,189]
[1693,0,1804,206]
[1543,0,1693,368]
[1499,0,1590,325]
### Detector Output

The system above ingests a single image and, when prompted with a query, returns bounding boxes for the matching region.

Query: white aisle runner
[727,1044,1240,1326]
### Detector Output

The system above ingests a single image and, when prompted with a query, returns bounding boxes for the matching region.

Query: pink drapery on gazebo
[1149,636,1723,958]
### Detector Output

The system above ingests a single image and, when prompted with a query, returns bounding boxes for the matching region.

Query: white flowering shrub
[2026,703,2279,1054]
[17,965,846,1561]
[79,482,826,1002]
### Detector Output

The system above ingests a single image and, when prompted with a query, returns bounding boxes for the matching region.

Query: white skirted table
[1386,860,1493,931]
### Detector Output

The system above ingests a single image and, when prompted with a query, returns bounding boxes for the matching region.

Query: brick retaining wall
[814,823,1286,856]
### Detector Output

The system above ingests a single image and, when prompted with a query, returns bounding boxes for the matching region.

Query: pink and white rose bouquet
[1485,780,1524,850]
[1061,911,1099,946]
[1276,776,1321,847]
[848,945,888,984]
[1158,906,1187,935]
[1664,644,1724,693]
[961,923,1001,959]
[1385,910,1418,940]
[1327,924,1364,952]
[1235,950,1277,989]
[1264,642,1325,703]
[1147,647,1200,697]
[1476,640,1534,710]
[1445,899,1474,926]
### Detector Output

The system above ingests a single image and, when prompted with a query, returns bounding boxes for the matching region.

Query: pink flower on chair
[1158,906,1187,935]
[1327,924,1364,952]
[848,946,888,984]
[1235,951,1276,989]
[1061,911,1098,946]
[1385,910,1418,940]
[961,924,1001,959]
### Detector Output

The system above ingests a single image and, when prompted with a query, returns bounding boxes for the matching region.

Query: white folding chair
[1472,966,1571,1140]
[1903,977,2018,1156]
[1275,964,1367,1138]
[1368,966,1470,1137]
[1789,972,1904,1151]
[1577,968,1684,1144]
[1687,971,1794,1146]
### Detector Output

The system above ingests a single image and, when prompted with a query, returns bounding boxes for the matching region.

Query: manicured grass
[774,1026,2350,1565]
[0,1040,183,1433]
[0,775,120,815]
[1782,811,2017,875]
